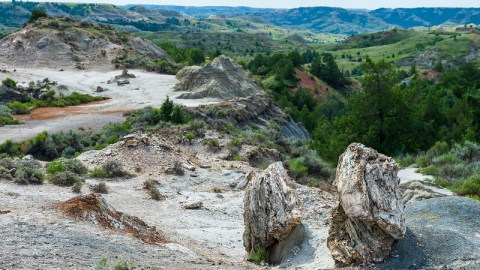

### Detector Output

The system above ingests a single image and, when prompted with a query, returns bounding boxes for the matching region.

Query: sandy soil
[0,67,219,143]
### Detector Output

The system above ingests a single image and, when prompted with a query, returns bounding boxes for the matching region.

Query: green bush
[46,161,65,174]
[426,141,449,159]
[185,132,195,144]
[189,120,204,131]
[7,101,31,114]
[90,167,109,178]
[49,171,81,186]
[418,165,438,175]
[288,157,308,178]
[450,174,480,196]
[15,160,44,184]
[203,138,220,150]
[90,182,108,194]
[2,78,16,88]
[416,156,430,168]
[249,247,269,264]
[397,154,416,167]
[103,160,127,177]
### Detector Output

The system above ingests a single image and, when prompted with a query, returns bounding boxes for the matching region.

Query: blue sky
[31,0,480,9]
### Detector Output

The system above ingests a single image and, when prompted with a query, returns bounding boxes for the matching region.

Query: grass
[249,247,269,264]
[6,92,104,115]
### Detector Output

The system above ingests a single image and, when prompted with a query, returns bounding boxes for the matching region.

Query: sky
[29,0,480,9]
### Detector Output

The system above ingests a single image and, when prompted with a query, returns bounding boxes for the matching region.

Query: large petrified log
[327,143,406,266]
[243,162,303,264]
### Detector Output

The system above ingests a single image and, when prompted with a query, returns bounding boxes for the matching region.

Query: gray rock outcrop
[174,55,262,100]
[243,162,303,265]
[370,196,480,270]
[327,143,406,266]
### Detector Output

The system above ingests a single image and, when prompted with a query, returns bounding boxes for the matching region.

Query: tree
[323,58,410,159]
[29,9,47,23]
[160,96,174,122]
[188,49,205,65]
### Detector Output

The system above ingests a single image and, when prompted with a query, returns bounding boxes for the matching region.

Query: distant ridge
[0,2,479,34]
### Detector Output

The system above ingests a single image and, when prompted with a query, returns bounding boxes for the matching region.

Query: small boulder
[243,162,303,265]
[327,143,406,266]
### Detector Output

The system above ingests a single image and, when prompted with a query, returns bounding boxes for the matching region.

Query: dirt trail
[0,67,219,143]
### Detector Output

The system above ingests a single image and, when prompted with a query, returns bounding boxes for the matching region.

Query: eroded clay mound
[57,193,166,245]
[173,55,262,100]
[0,18,171,69]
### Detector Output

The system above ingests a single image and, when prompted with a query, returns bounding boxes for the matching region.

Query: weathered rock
[174,55,262,100]
[327,143,406,267]
[183,201,203,210]
[117,79,130,86]
[400,180,453,205]
[243,162,303,265]
[57,194,165,244]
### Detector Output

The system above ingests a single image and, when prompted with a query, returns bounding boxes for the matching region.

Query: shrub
[2,78,16,88]
[7,101,31,114]
[249,247,268,264]
[90,182,108,194]
[49,171,81,186]
[171,105,190,124]
[418,165,438,175]
[62,159,87,175]
[185,132,195,144]
[416,156,430,168]
[426,141,449,159]
[143,179,165,200]
[103,160,127,177]
[451,141,480,163]
[450,174,480,196]
[72,182,82,193]
[15,160,44,184]
[29,9,48,23]
[288,157,308,178]
[90,166,109,178]
[189,120,204,131]
[203,138,220,150]
[46,161,65,174]
[397,154,415,168]
[173,161,184,175]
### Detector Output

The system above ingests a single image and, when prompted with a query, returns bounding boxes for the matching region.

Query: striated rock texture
[400,180,453,205]
[327,143,406,266]
[174,55,262,100]
[243,162,303,264]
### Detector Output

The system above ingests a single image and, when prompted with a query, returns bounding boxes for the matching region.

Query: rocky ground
[0,130,336,269]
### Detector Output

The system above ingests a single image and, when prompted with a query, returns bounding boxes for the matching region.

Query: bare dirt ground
[0,67,219,143]
[0,133,337,269]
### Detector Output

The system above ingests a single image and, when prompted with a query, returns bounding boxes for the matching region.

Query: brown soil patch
[13,100,119,121]
[292,69,329,99]
[57,193,166,245]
